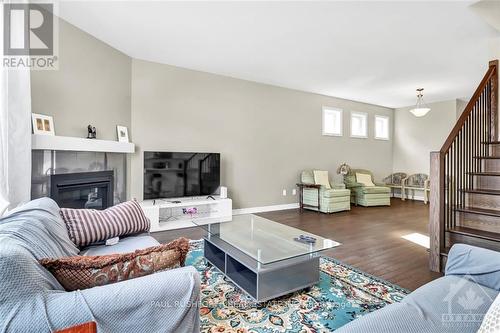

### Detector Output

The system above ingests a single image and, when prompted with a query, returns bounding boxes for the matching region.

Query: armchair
[297,170,351,213]
[343,169,391,206]
[403,173,430,204]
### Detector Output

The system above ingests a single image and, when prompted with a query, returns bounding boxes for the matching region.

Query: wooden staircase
[429,60,499,272]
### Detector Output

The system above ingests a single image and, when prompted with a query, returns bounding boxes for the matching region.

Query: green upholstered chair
[298,170,351,213]
[343,169,391,207]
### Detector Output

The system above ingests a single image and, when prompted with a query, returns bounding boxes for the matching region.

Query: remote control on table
[294,234,317,244]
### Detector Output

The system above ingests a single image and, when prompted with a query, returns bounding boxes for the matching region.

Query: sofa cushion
[359,186,390,194]
[478,293,500,333]
[323,188,351,198]
[446,244,500,291]
[0,197,80,258]
[40,237,189,291]
[80,234,160,256]
[0,198,81,296]
[313,170,331,189]
[336,276,498,333]
[60,200,150,248]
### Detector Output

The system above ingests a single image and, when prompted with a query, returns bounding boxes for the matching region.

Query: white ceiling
[471,0,500,31]
[57,1,499,108]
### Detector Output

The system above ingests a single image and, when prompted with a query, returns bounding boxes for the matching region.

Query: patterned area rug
[186,241,409,333]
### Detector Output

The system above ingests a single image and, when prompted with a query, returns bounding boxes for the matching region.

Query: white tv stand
[140,196,232,232]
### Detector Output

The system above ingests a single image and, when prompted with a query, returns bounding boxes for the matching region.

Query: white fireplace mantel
[31,134,135,153]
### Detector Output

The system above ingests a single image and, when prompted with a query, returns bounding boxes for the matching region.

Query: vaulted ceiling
[57,1,499,108]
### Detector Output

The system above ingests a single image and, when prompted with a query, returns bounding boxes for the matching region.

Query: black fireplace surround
[50,171,114,210]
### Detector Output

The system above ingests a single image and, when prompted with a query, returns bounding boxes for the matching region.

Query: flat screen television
[143,152,220,200]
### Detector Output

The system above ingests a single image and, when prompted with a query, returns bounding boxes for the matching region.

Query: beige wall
[30,18,132,141]
[456,98,469,118]
[30,19,496,207]
[130,59,394,208]
[393,100,457,176]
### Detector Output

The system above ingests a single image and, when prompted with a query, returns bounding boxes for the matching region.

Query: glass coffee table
[193,214,341,302]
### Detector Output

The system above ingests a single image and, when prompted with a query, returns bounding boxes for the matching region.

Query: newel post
[490,60,498,141]
[429,151,444,272]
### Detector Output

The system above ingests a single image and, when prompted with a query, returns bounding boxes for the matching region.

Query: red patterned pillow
[40,238,189,291]
[60,200,150,247]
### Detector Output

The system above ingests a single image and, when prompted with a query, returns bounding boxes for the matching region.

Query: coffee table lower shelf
[203,238,320,303]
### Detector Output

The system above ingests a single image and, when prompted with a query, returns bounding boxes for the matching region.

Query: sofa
[0,198,200,333]
[298,170,351,213]
[344,168,391,206]
[336,244,500,332]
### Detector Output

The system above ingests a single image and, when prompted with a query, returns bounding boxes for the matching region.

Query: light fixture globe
[410,107,431,117]
[410,88,431,117]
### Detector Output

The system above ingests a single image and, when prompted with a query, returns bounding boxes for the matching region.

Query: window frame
[322,106,343,137]
[350,111,368,139]
[374,115,390,140]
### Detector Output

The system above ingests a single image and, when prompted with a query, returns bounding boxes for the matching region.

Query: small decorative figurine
[87,125,96,139]
[336,162,351,175]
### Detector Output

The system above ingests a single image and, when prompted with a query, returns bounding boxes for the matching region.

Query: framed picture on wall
[116,125,129,142]
[31,113,55,135]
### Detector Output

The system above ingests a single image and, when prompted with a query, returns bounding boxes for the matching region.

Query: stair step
[473,156,500,159]
[460,188,500,195]
[467,172,500,176]
[447,226,500,242]
[482,141,500,145]
[455,206,500,217]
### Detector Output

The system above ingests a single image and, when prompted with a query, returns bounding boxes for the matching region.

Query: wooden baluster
[490,60,498,142]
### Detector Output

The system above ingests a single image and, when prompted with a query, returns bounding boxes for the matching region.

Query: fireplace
[50,171,114,210]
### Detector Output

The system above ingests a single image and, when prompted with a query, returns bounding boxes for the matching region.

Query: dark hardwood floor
[152,198,442,291]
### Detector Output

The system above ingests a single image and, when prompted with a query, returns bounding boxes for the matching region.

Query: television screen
[143,152,220,200]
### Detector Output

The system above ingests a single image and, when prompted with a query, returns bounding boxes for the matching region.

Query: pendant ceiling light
[410,88,431,117]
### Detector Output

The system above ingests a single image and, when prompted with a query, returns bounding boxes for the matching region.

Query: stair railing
[429,60,498,272]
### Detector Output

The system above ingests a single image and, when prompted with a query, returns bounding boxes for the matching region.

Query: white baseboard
[232,194,427,215]
[391,193,426,202]
[233,203,299,215]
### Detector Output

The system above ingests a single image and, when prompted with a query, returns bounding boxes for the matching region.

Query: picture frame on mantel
[116,125,129,143]
[32,113,55,136]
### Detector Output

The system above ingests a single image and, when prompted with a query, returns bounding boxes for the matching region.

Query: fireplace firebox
[50,171,114,210]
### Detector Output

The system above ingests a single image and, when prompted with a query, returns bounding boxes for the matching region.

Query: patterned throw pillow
[40,237,189,291]
[55,322,96,333]
[60,200,150,247]
[478,293,500,333]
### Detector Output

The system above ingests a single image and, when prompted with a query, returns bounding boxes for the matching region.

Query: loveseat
[337,244,500,332]
[0,198,200,333]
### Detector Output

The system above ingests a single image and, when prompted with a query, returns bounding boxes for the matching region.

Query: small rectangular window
[322,107,342,136]
[350,112,368,138]
[375,115,390,140]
